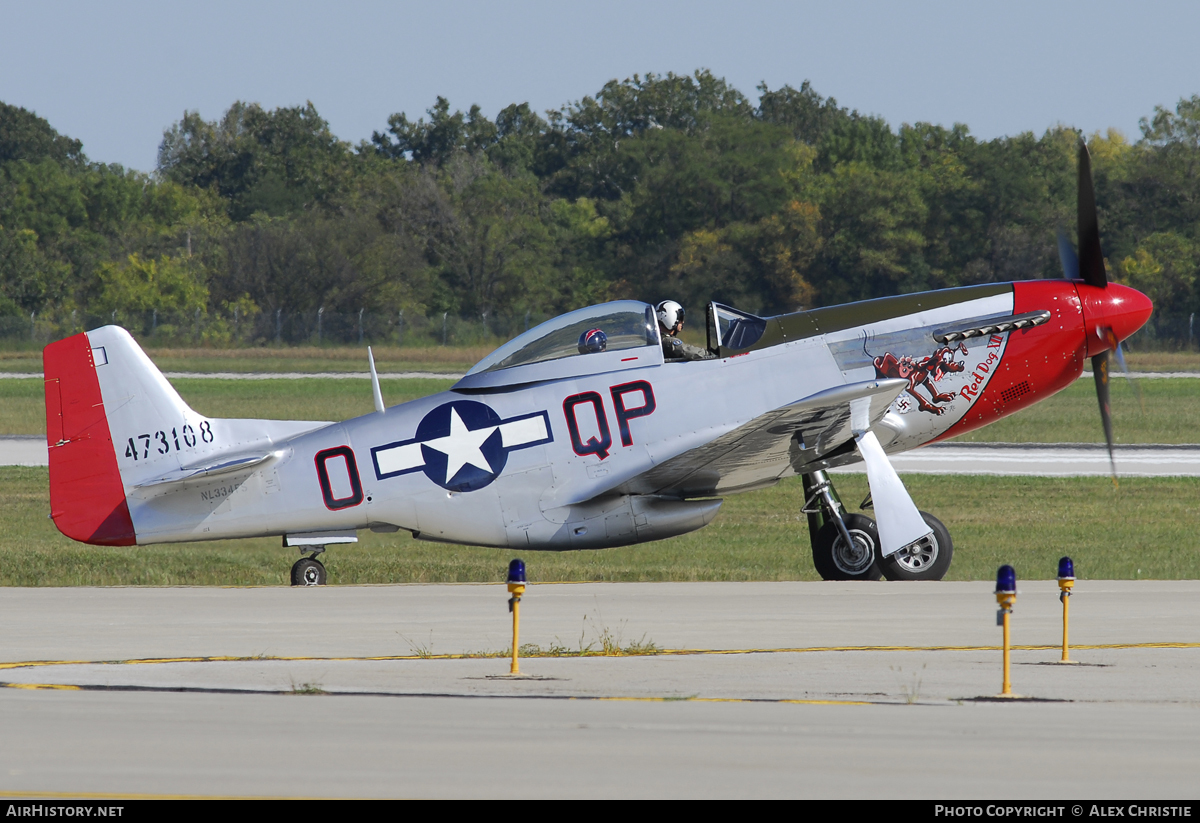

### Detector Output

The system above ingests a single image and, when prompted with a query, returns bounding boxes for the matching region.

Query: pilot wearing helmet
[657,300,715,361]
[578,327,607,354]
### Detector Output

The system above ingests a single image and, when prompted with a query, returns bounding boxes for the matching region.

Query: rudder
[43,330,136,545]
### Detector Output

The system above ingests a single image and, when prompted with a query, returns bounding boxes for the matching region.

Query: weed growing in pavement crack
[289,679,327,695]
[891,664,926,704]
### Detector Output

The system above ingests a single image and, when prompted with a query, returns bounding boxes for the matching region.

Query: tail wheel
[812,514,882,581]
[879,511,953,581]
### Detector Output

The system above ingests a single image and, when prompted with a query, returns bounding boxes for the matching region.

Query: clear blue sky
[2,0,1197,172]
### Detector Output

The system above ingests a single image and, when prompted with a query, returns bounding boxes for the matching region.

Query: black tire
[812,514,882,581]
[291,557,327,587]
[879,511,953,581]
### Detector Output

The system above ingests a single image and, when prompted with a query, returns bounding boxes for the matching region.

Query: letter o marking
[315,445,364,510]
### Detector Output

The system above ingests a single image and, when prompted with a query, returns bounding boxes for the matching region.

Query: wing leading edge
[616,378,909,499]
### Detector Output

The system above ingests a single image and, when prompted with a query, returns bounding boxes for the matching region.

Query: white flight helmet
[656,300,685,330]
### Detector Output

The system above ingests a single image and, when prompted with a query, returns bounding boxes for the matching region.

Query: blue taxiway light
[1058,556,1075,581]
[507,558,526,585]
[996,564,1016,594]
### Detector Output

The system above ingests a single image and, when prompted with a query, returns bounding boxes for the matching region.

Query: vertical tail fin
[46,325,334,546]
[45,325,218,545]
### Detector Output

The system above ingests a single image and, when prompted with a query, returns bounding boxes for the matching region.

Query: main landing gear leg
[802,470,881,581]
[290,546,328,587]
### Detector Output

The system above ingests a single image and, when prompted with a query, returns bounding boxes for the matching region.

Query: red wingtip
[43,333,136,546]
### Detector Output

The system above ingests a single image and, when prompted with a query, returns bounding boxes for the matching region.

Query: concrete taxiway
[1,581,1198,798]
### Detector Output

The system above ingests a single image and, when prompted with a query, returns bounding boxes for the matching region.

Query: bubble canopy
[465,301,660,377]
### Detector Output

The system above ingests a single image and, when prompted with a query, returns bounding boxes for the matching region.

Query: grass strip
[947,376,1198,444]
[3,468,1198,585]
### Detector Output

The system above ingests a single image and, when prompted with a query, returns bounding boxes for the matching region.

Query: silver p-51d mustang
[43,144,1152,584]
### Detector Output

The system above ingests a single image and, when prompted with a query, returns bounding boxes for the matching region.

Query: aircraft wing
[616,378,908,498]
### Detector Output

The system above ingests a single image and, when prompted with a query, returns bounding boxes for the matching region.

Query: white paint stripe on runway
[0,437,51,467]
[836,444,1200,477]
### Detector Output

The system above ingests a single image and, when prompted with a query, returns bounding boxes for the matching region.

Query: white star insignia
[422,408,497,484]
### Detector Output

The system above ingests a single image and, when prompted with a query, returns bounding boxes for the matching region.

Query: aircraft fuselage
[44,278,1151,551]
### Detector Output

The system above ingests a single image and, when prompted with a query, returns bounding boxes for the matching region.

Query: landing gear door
[707,302,768,358]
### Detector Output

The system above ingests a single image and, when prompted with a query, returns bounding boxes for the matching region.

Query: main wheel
[879,511,953,581]
[291,557,327,587]
[812,514,882,581]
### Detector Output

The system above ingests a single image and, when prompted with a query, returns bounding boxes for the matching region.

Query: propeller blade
[1078,142,1121,486]
[1057,230,1080,280]
[1077,141,1108,289]
[1091,348,1117,486]
[1108,331,1146,414]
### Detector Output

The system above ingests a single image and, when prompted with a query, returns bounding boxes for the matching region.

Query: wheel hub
[302,565,322,585]
[833,531,875,575]
[895,535,938,571]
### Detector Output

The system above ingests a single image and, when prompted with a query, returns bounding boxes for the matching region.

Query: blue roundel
[370,399,551,493]
[415,400,507,492]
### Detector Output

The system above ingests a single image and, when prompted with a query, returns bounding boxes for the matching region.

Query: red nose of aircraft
[1077,282,1154,357]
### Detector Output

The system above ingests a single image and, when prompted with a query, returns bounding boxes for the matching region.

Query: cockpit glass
[466,301,659,376]
[707,302,767,351]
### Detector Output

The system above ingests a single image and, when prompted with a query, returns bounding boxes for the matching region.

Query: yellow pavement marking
[6,683,80,690]
[0,641,1195,671]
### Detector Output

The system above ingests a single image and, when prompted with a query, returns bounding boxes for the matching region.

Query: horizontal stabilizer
[134,451,279,489]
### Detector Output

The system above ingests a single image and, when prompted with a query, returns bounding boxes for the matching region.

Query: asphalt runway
[0,435,47,467]
[1,581,1199,798]
[867,442,1200,476]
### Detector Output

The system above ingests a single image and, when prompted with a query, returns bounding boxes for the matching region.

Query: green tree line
[2,71,1198,345]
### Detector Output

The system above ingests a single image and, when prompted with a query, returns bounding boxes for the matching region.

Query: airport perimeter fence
[0,308,557,351]
[0,306,1196,352]
[1126,311,1200,352]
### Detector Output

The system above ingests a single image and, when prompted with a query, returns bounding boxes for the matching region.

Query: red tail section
[43,333,136,546]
